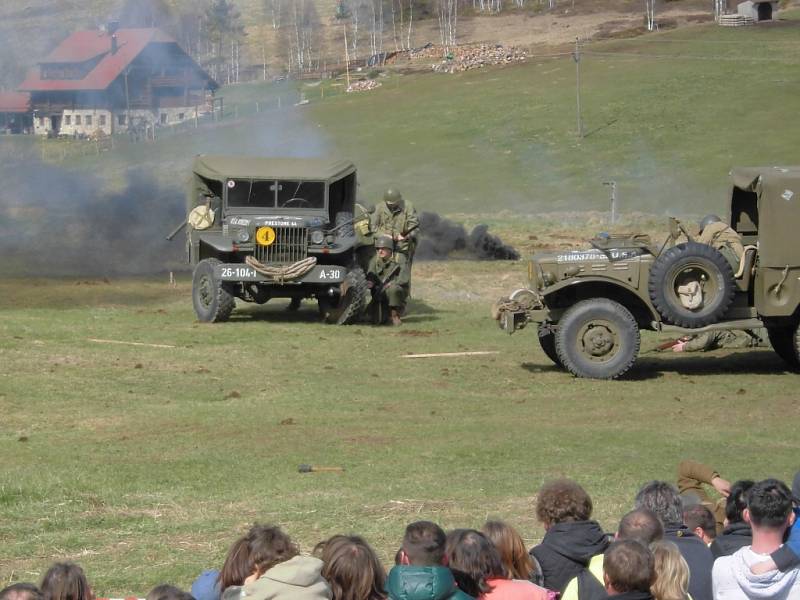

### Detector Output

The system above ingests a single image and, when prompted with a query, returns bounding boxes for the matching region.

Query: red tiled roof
[0,92,31,112]
[18,28,207,92]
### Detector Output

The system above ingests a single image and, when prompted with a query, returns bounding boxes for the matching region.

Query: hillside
[0,0,725,89]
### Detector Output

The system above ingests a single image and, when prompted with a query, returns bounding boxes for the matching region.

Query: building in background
[0,92,32,134]
[18,24,217,137]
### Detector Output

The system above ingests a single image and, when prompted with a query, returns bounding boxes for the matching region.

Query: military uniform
[697,220,744,265]
[371,193,419,277]
[682,328,766,352]
[367,251,409,320]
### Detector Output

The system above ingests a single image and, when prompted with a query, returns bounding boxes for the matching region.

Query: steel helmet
[383,188,403,205]
[374,234,394,250]
[699,214,721,232]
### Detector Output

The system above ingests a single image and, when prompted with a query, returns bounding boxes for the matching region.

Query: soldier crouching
[367,235,409,326]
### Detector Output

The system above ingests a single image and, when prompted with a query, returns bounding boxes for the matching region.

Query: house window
[64,115,71,125]
[85,115,92,126]
[99,114,106,126]
[75,115,81,125]
[39,117,44,127]
[118,114,126,126]
[160,113,167,124]
[178,113,185,121]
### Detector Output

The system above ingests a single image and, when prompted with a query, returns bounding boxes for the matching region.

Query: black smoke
[417,211,519,260]
[0,156,184,276]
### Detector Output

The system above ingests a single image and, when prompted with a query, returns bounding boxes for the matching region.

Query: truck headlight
[236,229,250,242]
[310,230,325,245]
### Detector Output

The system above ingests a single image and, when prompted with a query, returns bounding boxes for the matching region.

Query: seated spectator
[223,524,331,600]
[650,541,689,600]
[146,585,194,600]
[635,481,713,600]
[561,508,663,600]
[712,478,800,599]
[529,479,609,595]
[0,584,43,600]
[676,460,730,533]
[683,505,717,545]
[602,540,654,600]
[314,535,385,600]
[385,521,473,600]
[710,480,754,559]
[481,521,536,582]
[40,563,92,600]
[445,529,551,600]
[193,536,253,600]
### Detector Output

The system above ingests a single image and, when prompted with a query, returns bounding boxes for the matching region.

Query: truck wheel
[767,325,800,369]
[555,299,640,379]
[333,267,368,325]
[649,242,735,328]
[192,258,235,322]
[538,324,563,368]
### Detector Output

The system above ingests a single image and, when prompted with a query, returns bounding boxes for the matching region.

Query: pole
[343,24,351,89]
[604,181,617,224]
[574,37,583,139]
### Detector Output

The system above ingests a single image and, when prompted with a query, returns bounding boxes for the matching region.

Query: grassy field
[1,261,798,594]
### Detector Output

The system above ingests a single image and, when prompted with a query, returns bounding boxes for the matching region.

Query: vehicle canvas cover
[730,166,800,267]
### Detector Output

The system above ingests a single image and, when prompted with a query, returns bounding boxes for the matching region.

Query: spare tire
[648,242,735,328]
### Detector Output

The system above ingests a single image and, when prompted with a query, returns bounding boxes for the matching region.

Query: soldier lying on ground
[659,329,768,353]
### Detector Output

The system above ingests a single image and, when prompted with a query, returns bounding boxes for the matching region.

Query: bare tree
[644,0,656,31]
[437,0,458,49]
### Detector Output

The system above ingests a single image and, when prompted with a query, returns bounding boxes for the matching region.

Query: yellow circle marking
[256,226,276,246]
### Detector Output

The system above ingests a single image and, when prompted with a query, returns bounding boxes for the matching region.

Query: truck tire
[538,324,563,368]
[649,242,735,328]
[767,325,800,369]
[192,258,235,322]
[333,267,367,325]
[555,298,640,380]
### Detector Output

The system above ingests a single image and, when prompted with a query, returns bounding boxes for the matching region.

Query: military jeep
[180,155,370,324]
[495,166,800,379]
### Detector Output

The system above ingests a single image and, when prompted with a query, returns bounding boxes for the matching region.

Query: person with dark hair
[562,508,663,600]
[529,479,609,595]
[192,536,253,600]
[481,521,536,582]
[445,530,551,600]
[602,541,654,599]
[385,521,474,600]
[314,535,386,600]
[222,524,330,600]
[40,563,92,600]
[711,481,755,559]
[749,470,800,576]
[712,478,800,599]
[635,481,713,600]
[683,505,717,545]
[0,583,43,600]
[146,585,195,600]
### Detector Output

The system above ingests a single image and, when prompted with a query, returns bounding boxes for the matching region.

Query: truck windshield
[277,181,325,209]
[226,179,325,209]
[227,179,274,207]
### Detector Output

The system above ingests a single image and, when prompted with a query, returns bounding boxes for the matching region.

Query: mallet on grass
[298,464,345,473]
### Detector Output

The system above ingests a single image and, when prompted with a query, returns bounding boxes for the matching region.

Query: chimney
[108,20,119,54]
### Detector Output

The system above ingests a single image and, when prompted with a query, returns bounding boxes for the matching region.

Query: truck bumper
[215,263,347,284]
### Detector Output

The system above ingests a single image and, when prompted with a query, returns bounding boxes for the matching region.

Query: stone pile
[346,79,382,92]
[431,44,528,73]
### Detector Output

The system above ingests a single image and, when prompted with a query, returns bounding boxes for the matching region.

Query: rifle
[166,219,187,241]
[368,263,401,296]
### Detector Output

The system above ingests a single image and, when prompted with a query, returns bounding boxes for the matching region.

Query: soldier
[697,214,744,263]
[371,188,419,289]
[668,328,767,353]
[367,235,409,326]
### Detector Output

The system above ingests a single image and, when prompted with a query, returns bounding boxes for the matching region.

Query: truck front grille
[254,227,308,265]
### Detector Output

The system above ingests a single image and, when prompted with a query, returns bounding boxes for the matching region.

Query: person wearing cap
[366,234,409,326]
[371,188,419,292]
[697,214,744,264]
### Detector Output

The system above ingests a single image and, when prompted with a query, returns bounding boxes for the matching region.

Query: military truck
[177,155,371,324]
[494,166,800,379]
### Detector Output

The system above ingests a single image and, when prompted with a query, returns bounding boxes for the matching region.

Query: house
[18,25,218,137]
[737,0,778,21]
[0,92,32,134]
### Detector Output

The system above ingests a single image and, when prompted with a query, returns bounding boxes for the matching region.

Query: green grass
[1,265,798,594]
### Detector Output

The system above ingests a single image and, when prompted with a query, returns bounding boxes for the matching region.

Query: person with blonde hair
[481,521,535,582]
[650,541,689,600]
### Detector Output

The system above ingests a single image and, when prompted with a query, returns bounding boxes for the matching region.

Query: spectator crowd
[2,461,798,600]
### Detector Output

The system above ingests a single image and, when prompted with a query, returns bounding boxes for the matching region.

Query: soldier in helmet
[371,188,419,292]
[366,234,409,326]
[697,214,744,264]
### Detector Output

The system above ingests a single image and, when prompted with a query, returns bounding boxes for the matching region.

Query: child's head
[445,529,505,598]
[480,521,533,580]
[603,540,654,595]
[145,585,194,600]
[219,536,253,590]
[650,541,689,600]
[247,525,298,578]
[400,521,446,566]
[317,535,385,600]
[40,563,92,600]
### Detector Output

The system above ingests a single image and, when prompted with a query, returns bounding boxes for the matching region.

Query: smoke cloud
[417,211,519,260]
[0,157,184,277]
